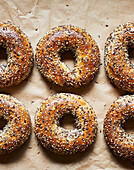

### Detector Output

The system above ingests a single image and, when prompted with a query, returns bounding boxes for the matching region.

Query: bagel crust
[103,95,134,160]
[34,93,98,155]
[35,25,100,88]
[104,23,134,92]
[0,23,34,87]
[0,94,31,154]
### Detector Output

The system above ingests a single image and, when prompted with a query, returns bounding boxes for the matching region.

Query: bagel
[35,25,100,88]
[0,94,31,154]
[104,22,134,92]
[0,23,34,87]
[34,93,98,154]
[103,95,134,160]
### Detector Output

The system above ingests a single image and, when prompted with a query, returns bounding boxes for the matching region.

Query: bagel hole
[59,113,75,130]
[0,46,8,65]
[60,49,75,71]
[128,47,134,65]
[0,116,8,130]
[122,117,134,136]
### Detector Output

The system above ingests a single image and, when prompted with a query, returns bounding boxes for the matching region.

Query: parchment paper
[0,0,134,169]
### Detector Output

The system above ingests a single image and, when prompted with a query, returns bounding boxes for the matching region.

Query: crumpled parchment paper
[0,0,133,169]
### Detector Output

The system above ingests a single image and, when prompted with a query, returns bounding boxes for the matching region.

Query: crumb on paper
[31,100,34,103]
[28,146,32,149]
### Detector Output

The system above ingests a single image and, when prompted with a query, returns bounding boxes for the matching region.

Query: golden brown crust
[0,94,31,154]
[34,93,98,155]
[104,22,134,92]
[0,23,34,87]
[103,95,134,160]
[35,25,100,88]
